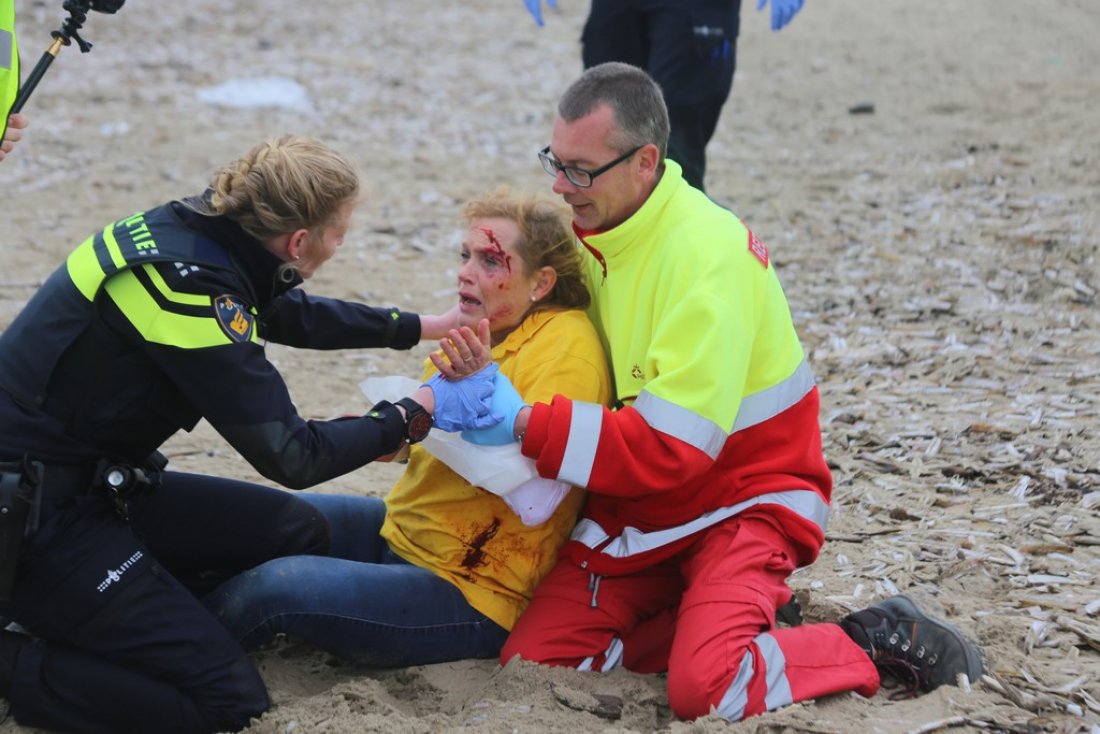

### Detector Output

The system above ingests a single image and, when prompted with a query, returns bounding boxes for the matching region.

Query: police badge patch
[214,295,255,343]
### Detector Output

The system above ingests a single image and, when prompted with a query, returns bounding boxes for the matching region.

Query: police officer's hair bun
[207,135,360,243]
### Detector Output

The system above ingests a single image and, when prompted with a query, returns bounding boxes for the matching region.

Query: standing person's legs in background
[582,0,740,191]
[205,493,509,667]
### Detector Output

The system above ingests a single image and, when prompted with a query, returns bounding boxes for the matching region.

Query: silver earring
[530,294,537,302]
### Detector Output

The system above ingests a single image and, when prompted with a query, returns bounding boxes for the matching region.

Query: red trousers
[503,513,880,720]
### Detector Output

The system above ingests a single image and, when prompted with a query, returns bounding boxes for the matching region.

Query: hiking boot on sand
[839,595,983,694]
[775,594,803,627]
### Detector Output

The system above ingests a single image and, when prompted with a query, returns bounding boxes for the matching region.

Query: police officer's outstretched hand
[523,0,557,27]
[425,364,501,432]
[461,371,528,446]
[757,0,804,31]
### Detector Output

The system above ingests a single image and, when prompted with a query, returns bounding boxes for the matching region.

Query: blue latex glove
[524,0,557,27]
[757,0,804,31]
[425,363,502,432]
[461,371,529,446]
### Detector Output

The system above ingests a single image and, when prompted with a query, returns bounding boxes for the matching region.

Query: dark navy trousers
[0,471,329,733]
[582,0,741,191]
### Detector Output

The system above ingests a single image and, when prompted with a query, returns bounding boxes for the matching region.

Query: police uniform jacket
[0,195,420,488]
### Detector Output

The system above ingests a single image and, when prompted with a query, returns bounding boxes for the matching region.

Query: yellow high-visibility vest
[1,0,19,142]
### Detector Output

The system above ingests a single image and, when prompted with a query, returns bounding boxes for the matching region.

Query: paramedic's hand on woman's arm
[461,372,528,446]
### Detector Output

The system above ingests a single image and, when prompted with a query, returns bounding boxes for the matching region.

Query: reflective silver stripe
[558,401,603,487]
[1,30,13,70]
[634,391,726,460]
[632,359,817,460]
[575,637,623,672]
[570,489,829,556]
[716,647,754,719]
[571,518,610,547]
[716,633,792,720]
[732,359,817,433]
[601,637,624,671]
[758,633,793,711]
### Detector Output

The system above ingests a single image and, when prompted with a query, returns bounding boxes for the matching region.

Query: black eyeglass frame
[538,144,644,188]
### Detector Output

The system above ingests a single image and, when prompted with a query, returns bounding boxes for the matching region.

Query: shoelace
[874,629,941,699]
[875,656,924,700]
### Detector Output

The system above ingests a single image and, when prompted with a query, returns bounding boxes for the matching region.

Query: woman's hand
[430,319,491,379]
[423,319,501,432]
[424,364,500,432]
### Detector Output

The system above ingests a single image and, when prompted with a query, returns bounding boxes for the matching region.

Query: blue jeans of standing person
[204,493,510,667]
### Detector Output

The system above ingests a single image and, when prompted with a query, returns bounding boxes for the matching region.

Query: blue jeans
[204,493,508,667]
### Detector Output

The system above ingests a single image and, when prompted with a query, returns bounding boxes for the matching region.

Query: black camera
[63,0,125,16]
[88,0,126,13]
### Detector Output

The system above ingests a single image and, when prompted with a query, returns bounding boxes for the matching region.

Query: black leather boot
[840,595,983,694]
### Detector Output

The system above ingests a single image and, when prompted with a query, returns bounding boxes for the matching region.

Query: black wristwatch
[395,397,433,444]
[368,399,432,445]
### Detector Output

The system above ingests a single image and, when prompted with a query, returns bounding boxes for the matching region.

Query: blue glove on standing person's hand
[461,372,529,446]
[524,0,557,27]
[426,364,502,432]
[757,0,804,31]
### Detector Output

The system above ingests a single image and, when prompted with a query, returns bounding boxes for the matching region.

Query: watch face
[406,411,432,443]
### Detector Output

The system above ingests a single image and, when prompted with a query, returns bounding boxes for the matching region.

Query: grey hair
[557,62,669,160]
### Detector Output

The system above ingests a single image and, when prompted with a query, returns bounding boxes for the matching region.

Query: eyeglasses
[538,144,643,188]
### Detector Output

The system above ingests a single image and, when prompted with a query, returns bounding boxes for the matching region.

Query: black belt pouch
[0,459,42,602]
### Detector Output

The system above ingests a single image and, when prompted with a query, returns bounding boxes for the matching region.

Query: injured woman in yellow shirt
[206,188,611,666]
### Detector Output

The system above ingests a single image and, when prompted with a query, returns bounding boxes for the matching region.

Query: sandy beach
[2,0,1098,731]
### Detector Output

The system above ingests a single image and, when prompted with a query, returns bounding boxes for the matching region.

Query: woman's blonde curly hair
[463,186,589,311]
